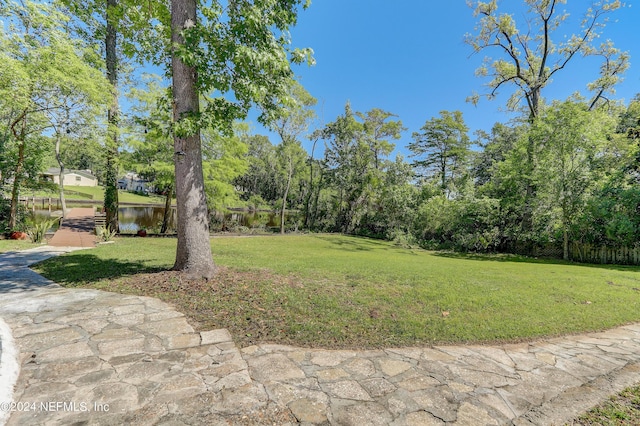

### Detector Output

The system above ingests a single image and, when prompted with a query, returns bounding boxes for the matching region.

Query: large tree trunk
[171,0,216,279]
[104,0,119,231]
[55,133,67,218]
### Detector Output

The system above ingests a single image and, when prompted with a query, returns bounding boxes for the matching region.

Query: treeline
[202,93,640,260]
[2,0,638,263]
[3,66,639,262]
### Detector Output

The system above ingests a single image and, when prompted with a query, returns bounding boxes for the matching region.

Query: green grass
[32,234,640,349]
[0,239,34,253]
[22,186,169,205]
[568,384,640,425]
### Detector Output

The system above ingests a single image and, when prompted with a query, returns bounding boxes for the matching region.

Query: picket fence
[570,244,640,266]
[512,242,640,265]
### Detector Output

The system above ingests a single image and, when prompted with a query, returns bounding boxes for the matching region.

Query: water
[33,205,298,234]
[118,206,176,233]
[32,205,175,234]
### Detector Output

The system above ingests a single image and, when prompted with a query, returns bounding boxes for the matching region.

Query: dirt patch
[102,266,310,348]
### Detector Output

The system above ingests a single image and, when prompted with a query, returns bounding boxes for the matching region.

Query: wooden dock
[47,208,97,248]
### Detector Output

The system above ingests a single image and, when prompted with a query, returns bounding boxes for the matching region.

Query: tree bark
[521,106,540,239]
[8,139,25,230]
[171,0,216,278]
[563,225,569,261]
[303,137,318,229]
[280,154,292,234]
[55,132,67,218]
[104,0,119,231]
[8,112,27,230]
[310,170,323,230]
[161,183,173,234]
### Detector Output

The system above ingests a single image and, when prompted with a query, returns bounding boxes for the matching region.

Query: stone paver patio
[1,246,640,425]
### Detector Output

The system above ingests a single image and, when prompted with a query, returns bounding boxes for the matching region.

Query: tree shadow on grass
[315,234,417,254]
[431,251,640,273]
[31,253,169,287]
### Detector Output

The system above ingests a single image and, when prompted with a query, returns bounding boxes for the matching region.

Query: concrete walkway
[47,208,97,248]
[1,248,640,425]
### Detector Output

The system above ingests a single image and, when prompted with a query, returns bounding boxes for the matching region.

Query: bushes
[573,186,640,248]
[25,214,58,244]
[0,197,27,234]
[413,196,502,252]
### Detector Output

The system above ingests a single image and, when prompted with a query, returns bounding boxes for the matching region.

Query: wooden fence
[512,242,640,265]
[570,244,640,266]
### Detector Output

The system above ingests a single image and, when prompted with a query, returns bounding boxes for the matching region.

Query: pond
[33,204,298,234]
[118,206,176,233]
[31,205,175,234]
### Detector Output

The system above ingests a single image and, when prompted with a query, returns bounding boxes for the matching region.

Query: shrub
[25,215,58,244]
[96,225,117,242]
[414,196,502,252]
[0,198,27,234]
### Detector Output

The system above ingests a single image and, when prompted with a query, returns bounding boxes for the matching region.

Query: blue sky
[247,0,640,156]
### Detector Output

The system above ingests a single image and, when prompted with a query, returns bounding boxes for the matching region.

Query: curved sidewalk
[1,248,640,425]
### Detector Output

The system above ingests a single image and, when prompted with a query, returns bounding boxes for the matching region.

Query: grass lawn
[21,186,169,205]
[567,383,640,425]
[0,239,34,253]
[32,234,640,349]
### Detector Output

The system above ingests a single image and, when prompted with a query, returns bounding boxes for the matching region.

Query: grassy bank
[32,234,640,349]
[21,185,169,205]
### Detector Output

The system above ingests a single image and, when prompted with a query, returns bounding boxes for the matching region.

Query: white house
[118,172,153,193]
[43,168,98,187]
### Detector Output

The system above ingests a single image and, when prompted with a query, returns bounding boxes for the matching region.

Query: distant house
[118,172,153,193]
[43,168,98,187]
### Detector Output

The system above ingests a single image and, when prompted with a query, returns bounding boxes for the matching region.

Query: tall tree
[466,0,629,235]
[466,0,628,118]
[531,99,615,259]
[125,75,175,233]
[358,109,404,171]
[409,110,470,199]
[60,0,137,231]
[321,104,401,234]
[0,1,109,229]
[170,0,214,277]
[103,0,120,231]
[168,0,312,277]
[269,80,316,233]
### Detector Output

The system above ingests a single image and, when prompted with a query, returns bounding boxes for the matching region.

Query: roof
[43,168,97,180]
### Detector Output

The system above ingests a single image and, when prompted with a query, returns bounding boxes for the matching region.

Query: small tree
[268,80,317,233]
